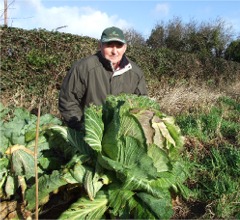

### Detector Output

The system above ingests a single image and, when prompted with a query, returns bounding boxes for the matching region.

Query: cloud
[224,17,240,38]
[154,3,169,16]
[3,0,130,39]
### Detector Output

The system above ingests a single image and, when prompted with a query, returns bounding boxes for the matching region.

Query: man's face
[100,41,127,65]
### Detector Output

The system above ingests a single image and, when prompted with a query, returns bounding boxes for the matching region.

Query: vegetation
[0,95,191,219]
[176,97,240,218]
[225,39,240,62]
[0,19,240,219]
[146,17,234,58]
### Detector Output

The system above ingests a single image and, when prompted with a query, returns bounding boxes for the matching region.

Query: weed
[177,97,240,218]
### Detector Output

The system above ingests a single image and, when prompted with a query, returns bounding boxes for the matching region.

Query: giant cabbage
[60,94,189,219]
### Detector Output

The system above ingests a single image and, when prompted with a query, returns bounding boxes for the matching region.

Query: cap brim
[101,38,126,44]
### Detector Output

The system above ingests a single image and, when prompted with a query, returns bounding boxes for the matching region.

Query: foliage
[0,27,98,115]
[186,146,240,219]
[1,26,240,117]
[123,28,146,46]
[26,49,60,70]
[146,17,233,58]
[176,97,240,218]
[177,97,240,143]
[0,25,240,219]
[225,38,240,62]
[0,95,190,219]
[59,94,191,219]
[0,103,63,200]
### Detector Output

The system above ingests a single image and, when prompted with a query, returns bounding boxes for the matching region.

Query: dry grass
[224,81,240,99]
[157,85,222,115]
[2,80,238,119]
[148,78,240,116]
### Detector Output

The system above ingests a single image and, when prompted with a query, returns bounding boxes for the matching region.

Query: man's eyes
[105,42,124,48]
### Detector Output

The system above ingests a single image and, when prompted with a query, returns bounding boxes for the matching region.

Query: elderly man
[59,26,147,130]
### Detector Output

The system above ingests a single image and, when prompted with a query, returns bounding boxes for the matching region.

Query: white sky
[1,0,240,40]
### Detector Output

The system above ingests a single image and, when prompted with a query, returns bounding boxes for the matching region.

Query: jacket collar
[96,51,129,72]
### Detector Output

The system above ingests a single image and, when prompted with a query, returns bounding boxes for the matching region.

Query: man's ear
[123,44,127,53]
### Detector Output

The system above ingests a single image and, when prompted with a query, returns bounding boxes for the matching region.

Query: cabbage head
[60,94,190,220]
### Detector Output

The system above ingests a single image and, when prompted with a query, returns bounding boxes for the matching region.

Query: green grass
[177,97,240,143]
[176,97,240,218]
[189,146,240,219]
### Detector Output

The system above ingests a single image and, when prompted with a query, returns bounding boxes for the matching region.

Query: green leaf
[83,169,95,201]
[25,129,37,143]
[83,164,110,200]
[11,149,35,179]
[150,173,176,189]
[84,106,104,152]
[150,167,190,198]
[47,125,94,158]
[118,136,158,179]
[123,174,163,198]
[101,108,121,160]
[101,136,158,180]
[59,190,108,220]
[147,144,171,172]
[25,170,68,210]
[69,162,87,184]
[108,184,157,219]
[67,127,93,156]
[163,119,185,159]
[0,123,10,153]
[4,119,26,144]
[38,156,62,171]
[39,113,62,126]
[0,158,9,180]
[136,191,173,219]
[13,107,31,119]
[108,187,135,217]
[26,135,50,155]
[46,125,79,160]
[0,102,9,120]
[132,201,156,219]
[163,117,184,148]
[170,160,192,199]
[120,114,146,145]
[62,171,79,184]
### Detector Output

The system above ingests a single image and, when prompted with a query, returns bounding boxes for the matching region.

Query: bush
[225,39,240,62]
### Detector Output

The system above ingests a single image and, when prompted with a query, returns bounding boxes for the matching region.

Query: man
[59,26,147,130]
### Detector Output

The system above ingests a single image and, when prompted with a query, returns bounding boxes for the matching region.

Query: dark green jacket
[59,51,147,130]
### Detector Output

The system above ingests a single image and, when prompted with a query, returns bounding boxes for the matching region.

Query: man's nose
[111,46,117,54]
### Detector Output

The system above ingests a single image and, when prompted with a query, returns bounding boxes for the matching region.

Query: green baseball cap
[101,26,126,44]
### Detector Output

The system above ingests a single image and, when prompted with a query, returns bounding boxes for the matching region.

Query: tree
[123,28,146,46]
[146,17,187,50]
[191,18,233,57]
[164,17,185,51]
[146,21,166,49]
[224,39,240,62]
[146,17,234,57]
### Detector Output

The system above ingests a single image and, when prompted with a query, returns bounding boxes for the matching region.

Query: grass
[188,146,240,219]
[176,97,240,218]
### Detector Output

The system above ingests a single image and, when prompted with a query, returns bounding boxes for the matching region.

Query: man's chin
[107,57,119,63]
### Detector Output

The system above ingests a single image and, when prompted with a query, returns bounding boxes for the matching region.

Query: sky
[1,0,240,40]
